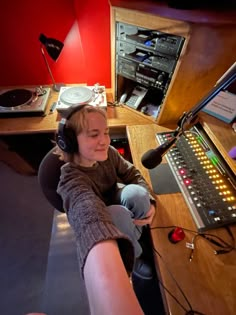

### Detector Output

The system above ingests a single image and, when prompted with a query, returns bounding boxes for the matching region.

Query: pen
[50,102,57,113]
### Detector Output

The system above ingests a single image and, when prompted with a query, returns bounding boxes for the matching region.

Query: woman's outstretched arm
[84,239,144,315]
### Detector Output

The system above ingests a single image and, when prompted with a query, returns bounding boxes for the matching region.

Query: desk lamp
[39,33,65,92]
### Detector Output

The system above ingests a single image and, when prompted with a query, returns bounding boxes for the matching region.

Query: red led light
[117,148,125,156]
[184,178,191,186]
[179,168,186,175]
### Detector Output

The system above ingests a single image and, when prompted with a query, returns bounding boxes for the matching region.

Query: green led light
[211,158,217,166]
[197,136,203,143]
[206,150,219,166]
[213,156,219,163]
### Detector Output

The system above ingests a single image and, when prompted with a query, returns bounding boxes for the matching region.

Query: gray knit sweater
[57,145,155,277]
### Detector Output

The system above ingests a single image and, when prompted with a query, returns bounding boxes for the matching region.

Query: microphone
[141,137,177,169]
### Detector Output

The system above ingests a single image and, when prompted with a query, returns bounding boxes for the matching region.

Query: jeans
[107,184,150,257]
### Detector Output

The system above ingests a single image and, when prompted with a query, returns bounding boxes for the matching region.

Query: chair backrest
[38,147,65,212]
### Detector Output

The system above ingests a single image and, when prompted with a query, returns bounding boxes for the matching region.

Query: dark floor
[0,161,89,315]
[0,161,52,315]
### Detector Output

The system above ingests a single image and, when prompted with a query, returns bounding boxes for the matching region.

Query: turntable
[56,85,107,113]
[0,86,50,117]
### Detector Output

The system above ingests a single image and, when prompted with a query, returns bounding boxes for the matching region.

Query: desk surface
[0,88,153,135]
[127,124,236,315]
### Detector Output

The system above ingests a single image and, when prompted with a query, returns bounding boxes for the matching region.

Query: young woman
[54,104,156,314]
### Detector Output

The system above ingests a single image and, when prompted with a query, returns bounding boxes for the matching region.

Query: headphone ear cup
[56,104,87,153]
[57,127,78,153]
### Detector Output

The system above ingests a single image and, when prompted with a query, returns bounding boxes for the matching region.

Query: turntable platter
[0,89,33,107]
[60,86,94,105]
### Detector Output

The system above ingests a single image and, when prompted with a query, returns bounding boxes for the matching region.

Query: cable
[150,225,236,253]
[157,279,190,313]
[148,224,235,314]
[136,226,195,312]
[150,225,197,234]
[107,101,119,107]
[142,225,203,313]
[225,226,235,247]
[152,246,193,313]
[186,234,200,262]
[199,228,236,255]
[152,245,206,315]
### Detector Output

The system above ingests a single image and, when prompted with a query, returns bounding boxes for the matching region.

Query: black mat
[149,163,180,195]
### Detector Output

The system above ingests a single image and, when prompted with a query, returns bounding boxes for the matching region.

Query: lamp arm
[40,46,56,85]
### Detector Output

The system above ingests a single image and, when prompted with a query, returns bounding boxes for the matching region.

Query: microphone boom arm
[141,62,236,169]
[182,62,236,128]
[173,62,236,139]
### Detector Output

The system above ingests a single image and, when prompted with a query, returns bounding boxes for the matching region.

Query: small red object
[168,227,185,243]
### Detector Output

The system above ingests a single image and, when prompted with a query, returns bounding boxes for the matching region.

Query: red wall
[0,0,111,88]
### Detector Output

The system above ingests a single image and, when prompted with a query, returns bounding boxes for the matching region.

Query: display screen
[137,65,158,79]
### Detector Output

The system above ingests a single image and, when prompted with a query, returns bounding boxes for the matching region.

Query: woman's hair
[54,104,107,163]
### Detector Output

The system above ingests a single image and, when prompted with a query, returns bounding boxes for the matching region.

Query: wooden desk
[127,124,236,315]
[0,87,153,135]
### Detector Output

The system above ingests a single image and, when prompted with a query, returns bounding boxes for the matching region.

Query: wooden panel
[159,23,236,126]
[199,112,236,176]
[110,5,236,127]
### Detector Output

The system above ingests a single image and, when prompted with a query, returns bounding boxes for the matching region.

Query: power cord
[202,226,235,255]
[152,245,206,315]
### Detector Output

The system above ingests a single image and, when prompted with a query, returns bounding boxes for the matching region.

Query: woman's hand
[133,204,156,226]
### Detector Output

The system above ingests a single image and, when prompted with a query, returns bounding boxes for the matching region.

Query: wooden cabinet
[109,1,236,128]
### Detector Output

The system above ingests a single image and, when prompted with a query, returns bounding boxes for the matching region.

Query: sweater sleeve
[57,163,134,278]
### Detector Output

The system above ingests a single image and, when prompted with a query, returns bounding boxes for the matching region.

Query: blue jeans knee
[107,204,143,258]
[115,184,150,219]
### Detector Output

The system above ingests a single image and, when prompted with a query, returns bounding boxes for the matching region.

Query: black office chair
[38,147,65,213]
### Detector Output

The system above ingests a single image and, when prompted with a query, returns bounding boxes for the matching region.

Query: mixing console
[156,124,236,232]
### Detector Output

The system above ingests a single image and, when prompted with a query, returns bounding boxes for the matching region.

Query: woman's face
[76,111,110,167]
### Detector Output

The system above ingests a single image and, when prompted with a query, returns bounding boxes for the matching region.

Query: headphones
[56,104,87,153]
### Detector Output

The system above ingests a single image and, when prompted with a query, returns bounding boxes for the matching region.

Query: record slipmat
[60,86,94,105]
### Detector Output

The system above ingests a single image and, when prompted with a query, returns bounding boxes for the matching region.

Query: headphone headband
[62,104,88,120]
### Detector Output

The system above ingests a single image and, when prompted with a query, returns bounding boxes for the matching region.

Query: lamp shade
[39,33,64,61]
[38,33,65,92]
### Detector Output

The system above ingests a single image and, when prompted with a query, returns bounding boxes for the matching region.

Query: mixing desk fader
[156,124,236,232]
